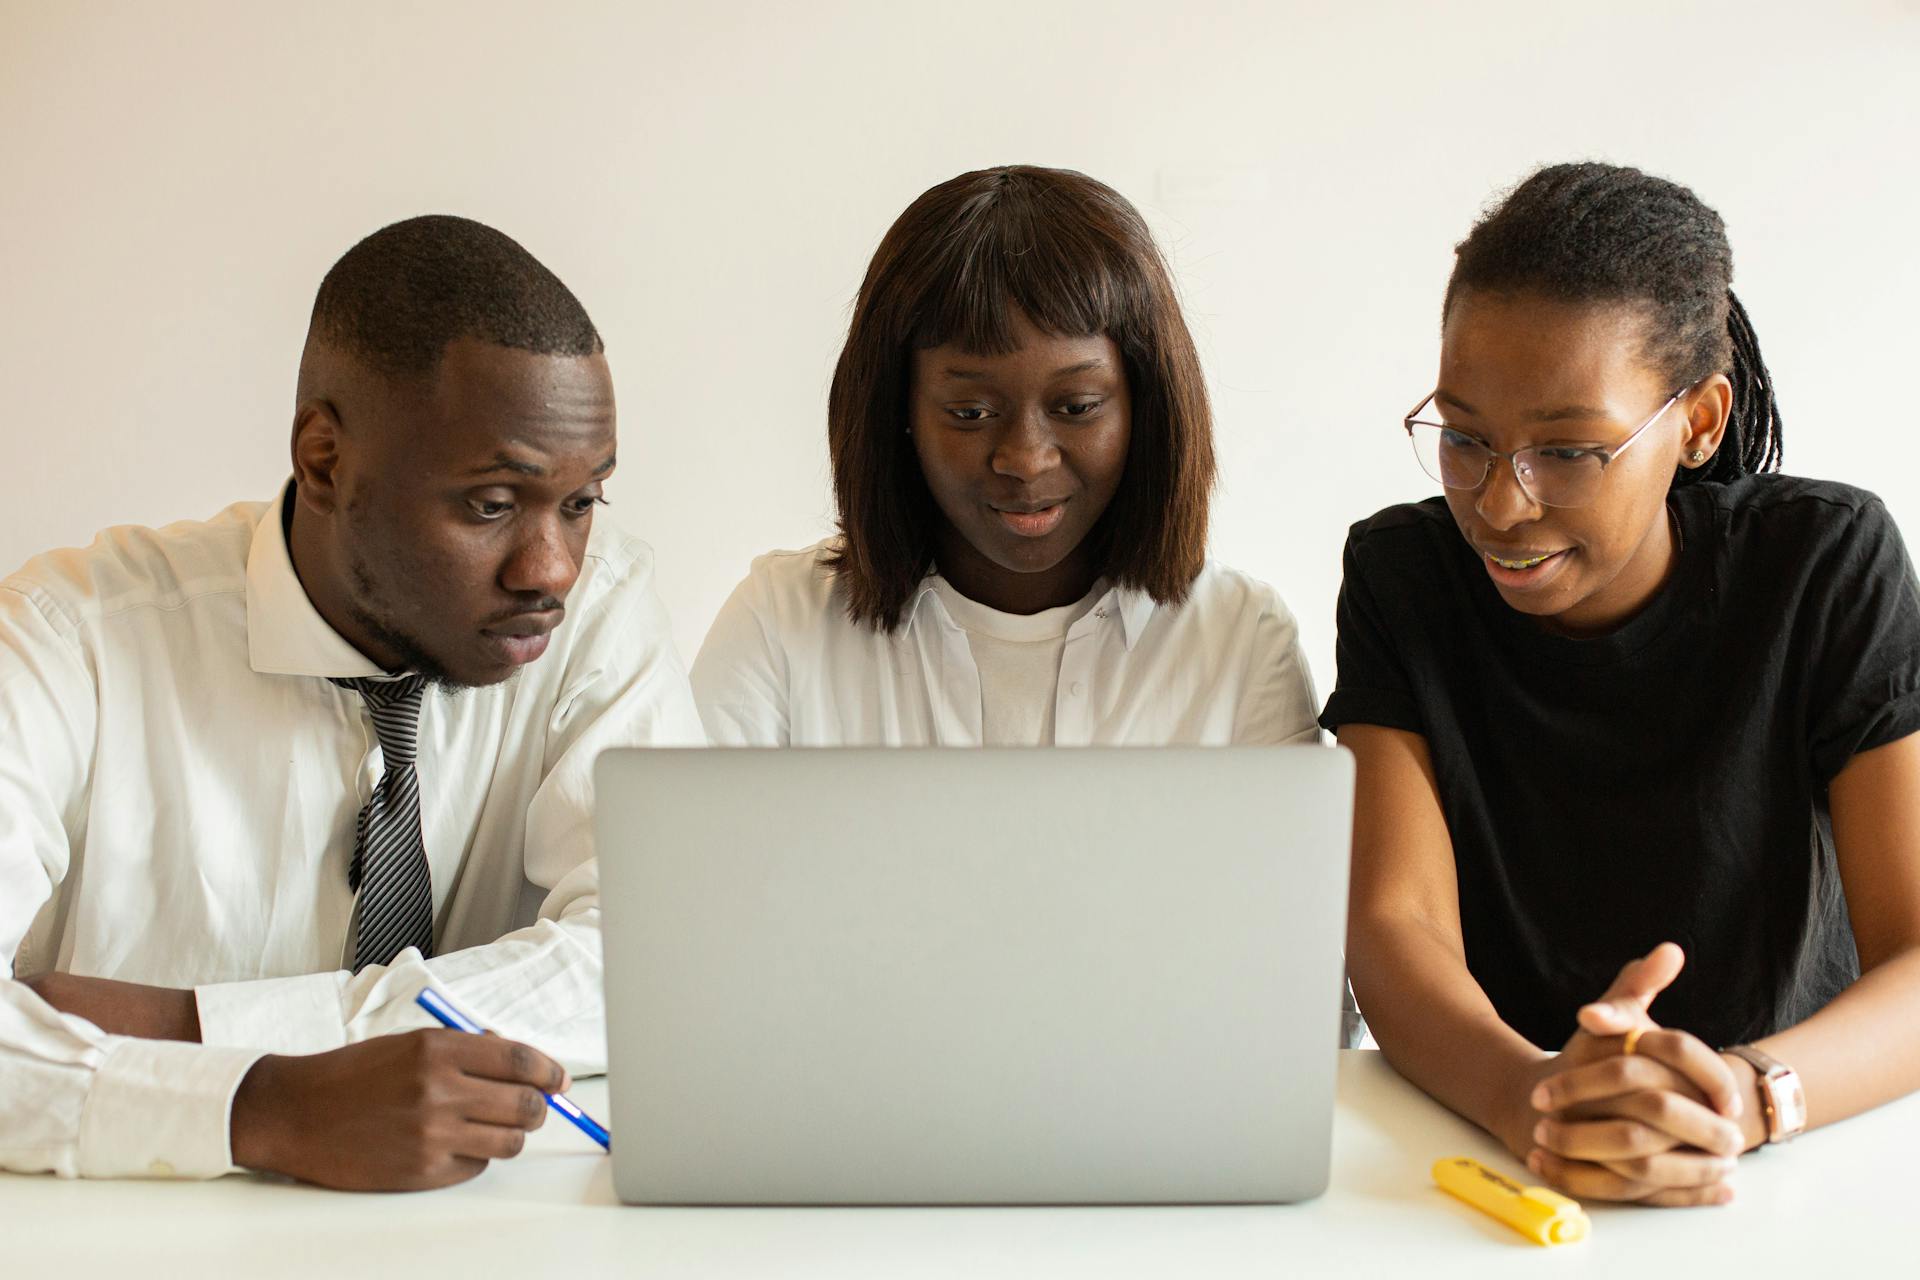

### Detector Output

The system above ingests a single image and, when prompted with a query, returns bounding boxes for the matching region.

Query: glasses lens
[1409,424,1491,491]
[1515,449,1606,507]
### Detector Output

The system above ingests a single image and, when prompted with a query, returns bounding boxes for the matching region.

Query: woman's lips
[1481,547,1572,591]
[993,502,1067,538]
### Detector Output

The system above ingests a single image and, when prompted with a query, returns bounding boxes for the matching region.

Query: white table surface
[5,1050,1908,1277]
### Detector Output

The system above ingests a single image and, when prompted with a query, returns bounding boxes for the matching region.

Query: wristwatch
[1724,1044,1807,1144]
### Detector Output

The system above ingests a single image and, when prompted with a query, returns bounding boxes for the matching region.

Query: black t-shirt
[1320,475,1920,1050]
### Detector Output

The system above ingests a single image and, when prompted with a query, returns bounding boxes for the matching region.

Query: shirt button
[148,1159,175,1176]
[1070,682,1085,697]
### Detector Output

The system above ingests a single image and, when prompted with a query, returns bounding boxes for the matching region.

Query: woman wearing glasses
[1324,162,1920,1205]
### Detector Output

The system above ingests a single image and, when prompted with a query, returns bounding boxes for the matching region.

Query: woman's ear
[1678,374,1733,468]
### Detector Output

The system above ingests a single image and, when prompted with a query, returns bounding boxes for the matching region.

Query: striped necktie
[332,674,434,971]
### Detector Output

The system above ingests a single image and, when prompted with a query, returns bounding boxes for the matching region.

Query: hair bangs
[907,184,1151,357]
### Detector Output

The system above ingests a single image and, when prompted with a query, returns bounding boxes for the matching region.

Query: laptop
[593,745,1353,1205]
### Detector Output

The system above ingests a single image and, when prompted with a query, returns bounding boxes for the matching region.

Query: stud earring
[1688,449,1707,464]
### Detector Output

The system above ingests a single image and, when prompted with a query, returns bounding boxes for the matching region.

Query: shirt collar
[1110,584,1156,650]
[246,481,389,679]
[906,575,1157,651]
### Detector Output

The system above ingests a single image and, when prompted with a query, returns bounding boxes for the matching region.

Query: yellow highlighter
[1432,1157,1591,1246]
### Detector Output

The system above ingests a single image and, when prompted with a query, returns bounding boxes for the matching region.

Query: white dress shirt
[691,541,1321,747]
[691,542,1365,1047]
[0,486,705,1180]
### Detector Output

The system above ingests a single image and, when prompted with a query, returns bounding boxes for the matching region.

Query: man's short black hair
[308,214,603,378]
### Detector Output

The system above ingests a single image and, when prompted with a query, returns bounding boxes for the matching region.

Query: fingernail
[1533,1120,1550,1145]
[1530,1085,1551,1110]
[560,1073,574,1092]
[1526,1150,1544,1174]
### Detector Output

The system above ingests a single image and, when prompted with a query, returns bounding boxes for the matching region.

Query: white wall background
[3,0,1917,692]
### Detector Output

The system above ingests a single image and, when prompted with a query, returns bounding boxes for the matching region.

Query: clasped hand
[1515,942,1749,1207]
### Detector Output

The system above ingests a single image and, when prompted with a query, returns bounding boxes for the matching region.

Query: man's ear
[291,399,345,516]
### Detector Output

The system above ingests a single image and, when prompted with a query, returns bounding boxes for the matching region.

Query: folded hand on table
[1519,943,1748,1207]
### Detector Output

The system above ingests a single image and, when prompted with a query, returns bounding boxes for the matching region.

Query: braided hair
[1445,162,1782,484]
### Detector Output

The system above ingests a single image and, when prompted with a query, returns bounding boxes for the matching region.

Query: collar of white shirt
[245,483,390,681]
[902,575,1157,650]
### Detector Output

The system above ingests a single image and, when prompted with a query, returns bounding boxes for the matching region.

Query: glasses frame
[1402,382,1696,509]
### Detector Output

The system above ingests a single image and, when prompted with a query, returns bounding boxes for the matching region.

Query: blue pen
[414,986,612,1151]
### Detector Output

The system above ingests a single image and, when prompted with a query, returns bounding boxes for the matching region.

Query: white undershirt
[931,580,1103,746]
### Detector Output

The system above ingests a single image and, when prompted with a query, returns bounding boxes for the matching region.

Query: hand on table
[230,1029,569,1191]
[20,972,200,1041]
[1518,943,1748,1207]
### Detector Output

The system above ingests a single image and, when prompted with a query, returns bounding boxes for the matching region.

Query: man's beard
[346,554,471,693]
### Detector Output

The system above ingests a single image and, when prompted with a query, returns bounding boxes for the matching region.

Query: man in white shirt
[0,215,704,1189]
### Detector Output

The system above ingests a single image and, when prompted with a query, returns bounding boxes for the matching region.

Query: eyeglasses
[1402,385,1692,509]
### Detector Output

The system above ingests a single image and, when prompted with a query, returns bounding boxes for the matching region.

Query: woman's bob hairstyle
[826,164,1215,631]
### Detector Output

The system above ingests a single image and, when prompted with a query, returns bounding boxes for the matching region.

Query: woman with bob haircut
[1326,162,1920,1207]
[692,164,1319,753]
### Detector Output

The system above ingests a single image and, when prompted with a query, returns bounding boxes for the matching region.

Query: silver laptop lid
[596,746,1352,1205]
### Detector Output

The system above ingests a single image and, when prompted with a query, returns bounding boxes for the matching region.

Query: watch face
[1778,1075,1808,1134]
[1769,1069,1808,1140]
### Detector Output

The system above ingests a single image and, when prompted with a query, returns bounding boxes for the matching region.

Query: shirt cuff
[195,970,350,1055]
[1318,686,1424,736]
[78,1039,263,1179]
